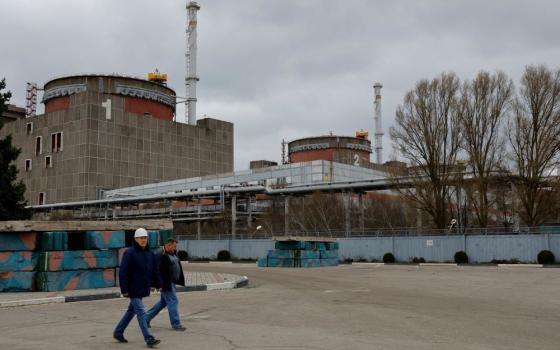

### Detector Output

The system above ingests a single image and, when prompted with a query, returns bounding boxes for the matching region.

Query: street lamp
[251,225,262,238]
[449,219,457,234]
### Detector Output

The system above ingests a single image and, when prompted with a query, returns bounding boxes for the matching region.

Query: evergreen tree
[0,78,31,220]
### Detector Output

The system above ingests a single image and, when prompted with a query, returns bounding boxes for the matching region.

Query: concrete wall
[178,234,559,263]
[178,239,274,260]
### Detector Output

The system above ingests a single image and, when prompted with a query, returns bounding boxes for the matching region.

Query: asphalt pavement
[0,263,559,349]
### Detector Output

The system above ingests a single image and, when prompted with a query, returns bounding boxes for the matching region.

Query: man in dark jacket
[146,238,186,331]
[113,228,162,347]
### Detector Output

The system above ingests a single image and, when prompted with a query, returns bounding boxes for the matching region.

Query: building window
[57,132,63,151]
[38,192,46,205]
[35,136,42,155]
[51,132,63,152]
[25,159,32,172]
[45,155,52,168]
[26,122,33,135]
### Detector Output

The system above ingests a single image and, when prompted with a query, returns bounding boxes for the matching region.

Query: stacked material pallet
[35,231,124,292]
[0,232,37,292]
[0,229,173,292]
[258,241,339,268]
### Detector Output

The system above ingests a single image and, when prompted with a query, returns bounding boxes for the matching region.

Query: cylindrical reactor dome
[288,135,372,167]
[42,74,177,121]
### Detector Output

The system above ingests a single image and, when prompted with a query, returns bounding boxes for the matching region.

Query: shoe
[172,325,186,331]
[146,320,151,328]
[146,338,161,348]
[113,334,128,343]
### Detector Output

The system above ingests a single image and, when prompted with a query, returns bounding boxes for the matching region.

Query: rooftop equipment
[147,69,168,85]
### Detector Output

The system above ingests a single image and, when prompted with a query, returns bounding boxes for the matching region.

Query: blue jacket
[119,242,162,298]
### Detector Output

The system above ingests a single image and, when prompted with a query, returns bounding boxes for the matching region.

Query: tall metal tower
[186,1,200,125]
[281,139,288,164]
[25,82,38,118]
[373,82,383,164]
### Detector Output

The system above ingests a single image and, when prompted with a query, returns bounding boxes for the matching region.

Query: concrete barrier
[180,234,559,264]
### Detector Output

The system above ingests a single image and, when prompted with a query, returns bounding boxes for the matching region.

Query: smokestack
[186,1,200,125]
[373,82,383,164]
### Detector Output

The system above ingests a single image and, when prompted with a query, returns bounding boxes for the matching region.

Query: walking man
[146,238,186,331]
[113,228,162,347]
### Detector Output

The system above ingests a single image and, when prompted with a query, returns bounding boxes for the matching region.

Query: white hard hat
[134,228,148,238]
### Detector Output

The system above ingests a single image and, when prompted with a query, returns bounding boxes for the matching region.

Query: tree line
[390,65,560,229]
[174,65,560,236]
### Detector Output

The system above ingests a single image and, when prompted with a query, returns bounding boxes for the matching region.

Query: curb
[0,277,249,309]
[350,262,547,268]
[235,276,249,288]
[351,262,459,267]
[206,281,236,290]
[351,262,385,266]
[65,292,122,303]
[497,264,543,268]
[176,285,206,293]
[0,296,65,308]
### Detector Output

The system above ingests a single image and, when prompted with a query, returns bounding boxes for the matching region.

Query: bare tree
[509,65,560,226]
[361,193,417,229]
[288,193,345,233]
[258,193,346,234]
[458,71,513,227]
[390,73,462,229]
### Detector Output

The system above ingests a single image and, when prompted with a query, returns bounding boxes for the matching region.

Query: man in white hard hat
[113,228,162,347]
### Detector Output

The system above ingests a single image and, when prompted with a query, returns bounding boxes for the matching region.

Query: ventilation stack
[373,82,383,164]
[186,1,200,125]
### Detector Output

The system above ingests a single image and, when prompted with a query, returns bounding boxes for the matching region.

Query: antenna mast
[25,82,37,118]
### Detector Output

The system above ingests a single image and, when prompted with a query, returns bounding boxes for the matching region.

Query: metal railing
[176,226,560,240]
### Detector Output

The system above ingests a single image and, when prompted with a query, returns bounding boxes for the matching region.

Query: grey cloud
[1,0,560,170]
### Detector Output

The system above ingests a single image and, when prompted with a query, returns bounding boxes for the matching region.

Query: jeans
[114,297,155,343]
[146,283,182,328]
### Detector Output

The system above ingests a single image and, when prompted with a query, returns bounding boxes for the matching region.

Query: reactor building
[0,73,233,205]
[285,83,389,170]
[0,1,234,206]
[288,132,372,167]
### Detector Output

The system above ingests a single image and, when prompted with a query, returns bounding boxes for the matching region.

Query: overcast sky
[2,0,560,170]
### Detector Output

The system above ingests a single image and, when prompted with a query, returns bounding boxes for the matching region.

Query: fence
[178,233,560,263]
[176,226,560,241]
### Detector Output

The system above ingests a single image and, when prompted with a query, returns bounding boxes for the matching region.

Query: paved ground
[1,264,559,349]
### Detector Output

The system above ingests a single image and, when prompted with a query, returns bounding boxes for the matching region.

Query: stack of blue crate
[35,231,123,292]
[0,228,174,292]
[258,240,339,268]
[0,232,37,292]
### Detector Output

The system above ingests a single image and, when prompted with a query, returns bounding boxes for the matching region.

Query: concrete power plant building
[288,133,372,168]
[0,74,233,205]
